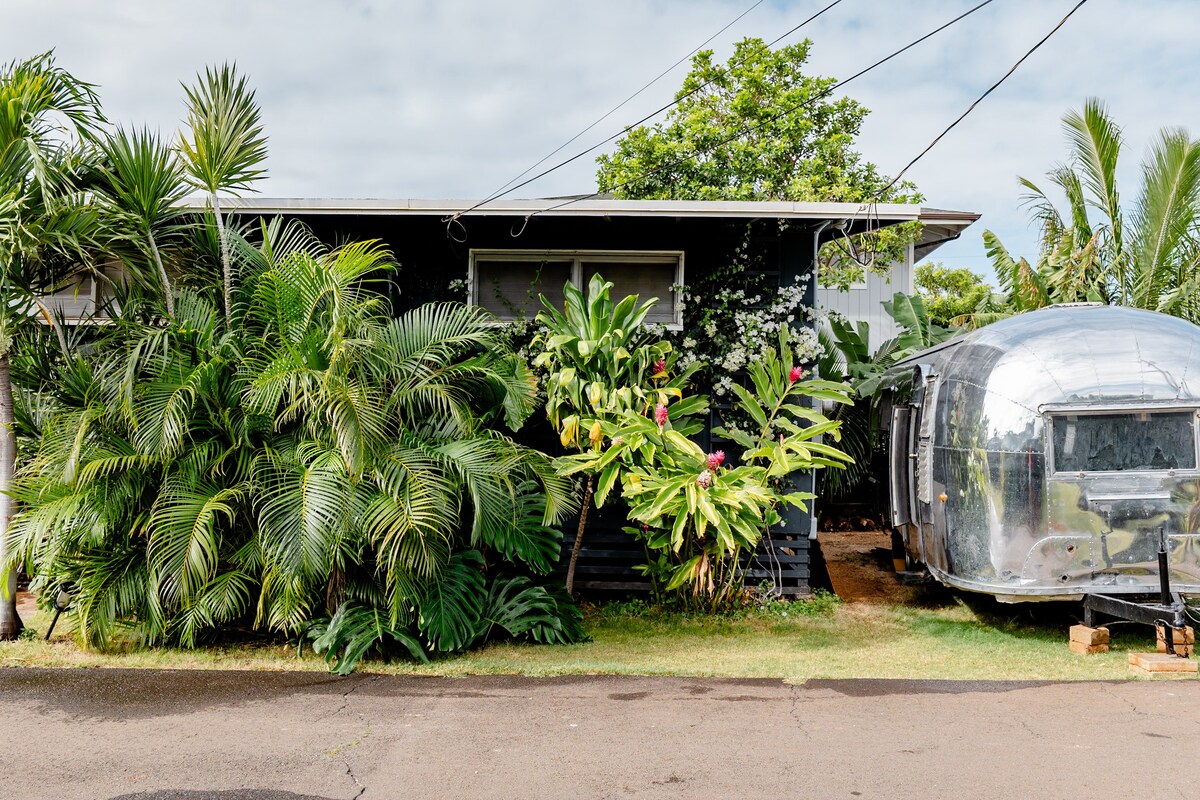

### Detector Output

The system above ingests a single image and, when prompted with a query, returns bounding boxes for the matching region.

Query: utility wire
[876,0,1089,197]
[450,0,848,226]
[832,0,1089,267]
[482,0,768,204]
[523,0,999,224]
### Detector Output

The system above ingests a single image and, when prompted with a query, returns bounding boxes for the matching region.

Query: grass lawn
[1,588,1185,681]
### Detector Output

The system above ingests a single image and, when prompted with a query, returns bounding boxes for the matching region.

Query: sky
[4,0,1196,284]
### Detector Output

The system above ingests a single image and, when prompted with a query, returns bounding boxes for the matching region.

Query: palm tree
[177,63,267,322]
[95,126,188,316]
[984,99,1200,321]
[0,52,104,640]
[9,219,574,648]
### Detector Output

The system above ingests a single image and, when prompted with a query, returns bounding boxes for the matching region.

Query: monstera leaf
[476,481,562,575]
[478,574,587,645]
[308,602,428,675]
[416,550,486,652]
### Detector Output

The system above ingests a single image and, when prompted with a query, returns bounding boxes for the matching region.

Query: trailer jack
[1082,527,1192,657]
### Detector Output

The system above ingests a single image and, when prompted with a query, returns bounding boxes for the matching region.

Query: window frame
[467,249,685,329]
[1043,404,1200,477]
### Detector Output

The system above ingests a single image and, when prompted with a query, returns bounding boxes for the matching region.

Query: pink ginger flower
[789,366,804,384]
[653,358,667,375]
[706,450,726,472]
[696,471,713,489]
[654,404,669,428]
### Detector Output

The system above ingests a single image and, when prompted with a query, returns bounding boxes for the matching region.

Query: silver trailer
[880,304,1200,601]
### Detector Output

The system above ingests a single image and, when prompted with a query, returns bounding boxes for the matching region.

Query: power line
[522,0,999,224]
[451,0,848,226]
[481,0,769,204]
[832,0,1088,268]
[877,0,1089,198]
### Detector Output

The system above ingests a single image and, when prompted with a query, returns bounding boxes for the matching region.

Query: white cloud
[5,0,1198,283]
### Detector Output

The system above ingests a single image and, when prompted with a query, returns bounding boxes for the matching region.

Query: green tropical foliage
[8,222,578,654]
[562,327,852,610]
[95,125,188,315]
[595,37,922,289]
[532,274,704,592]
[0,51,106,640]
[818,293,957,503]
[178,63,268,321]
[914,263,994,328]
[2,57,586,667]
[308,572,584,675]
[984,98,1200,323]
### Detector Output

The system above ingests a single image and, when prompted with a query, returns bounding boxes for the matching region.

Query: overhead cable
[876,0,1089,197]
[833,0,1089,267]
[449,0,847,229]
[481,0,769,205]
[522,0,1000,224]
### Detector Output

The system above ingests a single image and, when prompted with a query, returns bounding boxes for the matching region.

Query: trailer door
[889,405,911,528]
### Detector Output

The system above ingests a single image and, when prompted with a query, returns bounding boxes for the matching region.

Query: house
[814,208,981,350]
[46,196,977,594]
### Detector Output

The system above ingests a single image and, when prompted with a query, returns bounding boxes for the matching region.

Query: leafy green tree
[985,98,1200,321]
[0,52,104,640]
[914,262,993,328]
[596,37,922,288]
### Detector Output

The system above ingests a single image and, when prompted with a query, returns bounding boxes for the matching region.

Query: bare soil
[15,590,37,622]
[817,529,920,605]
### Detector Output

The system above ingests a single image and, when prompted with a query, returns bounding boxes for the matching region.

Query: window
[36,274,99,324]
[1050,410,1198,473]
[469,250,683,328]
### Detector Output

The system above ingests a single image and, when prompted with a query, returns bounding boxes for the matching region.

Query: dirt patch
[817,530,919,605]
[15,591,38,624]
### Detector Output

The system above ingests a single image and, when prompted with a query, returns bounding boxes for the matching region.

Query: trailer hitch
[1082,526,1191,657]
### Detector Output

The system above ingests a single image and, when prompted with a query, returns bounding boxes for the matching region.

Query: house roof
[180,196,978,226]
[178,197,978,261]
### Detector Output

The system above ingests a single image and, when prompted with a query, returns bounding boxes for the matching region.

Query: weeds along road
[1,668,1197,800]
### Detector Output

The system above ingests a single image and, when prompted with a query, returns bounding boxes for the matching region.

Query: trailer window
[1051,411,1196,473]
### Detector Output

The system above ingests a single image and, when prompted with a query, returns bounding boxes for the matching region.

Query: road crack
[787,684,813,741]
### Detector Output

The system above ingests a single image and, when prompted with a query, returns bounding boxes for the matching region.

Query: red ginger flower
[789,366,804,384]
[653,358,667,375]
[654,404,669,428]
[706,450,725,472]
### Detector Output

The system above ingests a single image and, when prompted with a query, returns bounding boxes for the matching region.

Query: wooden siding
[560,507,813,596]
[815,248,915,351]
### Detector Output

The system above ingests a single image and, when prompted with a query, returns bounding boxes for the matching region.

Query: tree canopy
[596,37,922,287]
[985,98,1200,322]
[914,262,993,328]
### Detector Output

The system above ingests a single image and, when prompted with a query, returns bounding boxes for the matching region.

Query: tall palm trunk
[148,230,174,317]
[0,351,23,640]
[211,193,232,320]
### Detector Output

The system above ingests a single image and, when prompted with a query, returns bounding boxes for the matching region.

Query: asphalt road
[1,668,1198,799]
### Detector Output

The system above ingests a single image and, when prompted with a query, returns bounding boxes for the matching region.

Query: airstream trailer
[880,304,1200,601]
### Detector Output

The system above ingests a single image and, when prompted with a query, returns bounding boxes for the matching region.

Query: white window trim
[34,271,102,326]
[467,249,685,330]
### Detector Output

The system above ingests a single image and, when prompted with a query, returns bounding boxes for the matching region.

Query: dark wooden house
[200,197,977,595]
